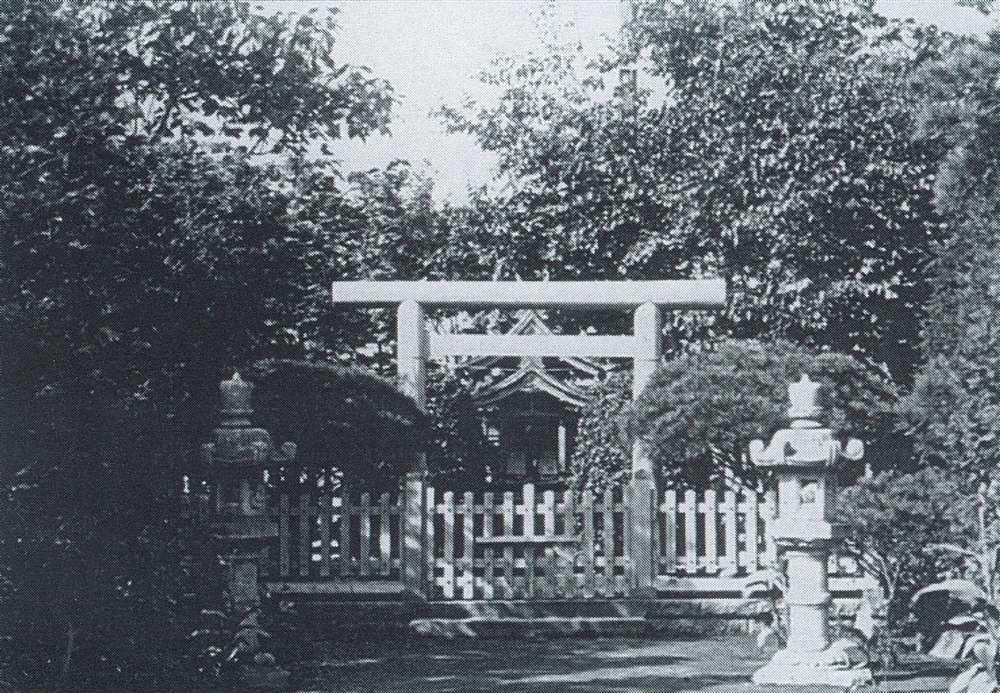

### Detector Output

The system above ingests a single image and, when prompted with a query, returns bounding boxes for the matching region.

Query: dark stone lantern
[201,372,295,610]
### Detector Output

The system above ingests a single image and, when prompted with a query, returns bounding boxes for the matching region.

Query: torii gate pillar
[397,300,429,596]
[629,301,662,596]
[331,280,726,598]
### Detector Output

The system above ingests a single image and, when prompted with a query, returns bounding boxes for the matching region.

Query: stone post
[202,373,295,684]
[749,375,867,689]
[627,302,661,597]
[397,300,428,597]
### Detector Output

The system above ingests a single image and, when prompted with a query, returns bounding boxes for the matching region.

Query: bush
[250,359,424,490]
[570,372,633,491]
[836,467,979,629]
[425,368,494,487]
[633,339,900,486]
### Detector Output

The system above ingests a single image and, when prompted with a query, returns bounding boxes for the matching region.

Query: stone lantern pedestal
[750,375,869,689]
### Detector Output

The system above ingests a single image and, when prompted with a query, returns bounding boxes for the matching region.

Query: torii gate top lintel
[330,279,726,309]
[331,278,725,420]
[332,279,726,479]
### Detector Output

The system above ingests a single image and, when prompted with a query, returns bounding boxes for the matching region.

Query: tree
[441,0,947,380]
[633,339,899,486]
[0,1,393,687]
[901,30,1000,483]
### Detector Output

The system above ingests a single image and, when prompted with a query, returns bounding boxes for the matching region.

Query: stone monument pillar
[749,374,869,688]
[201,373,295,682]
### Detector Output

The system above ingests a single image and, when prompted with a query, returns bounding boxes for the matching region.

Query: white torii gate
[330,279,727,596]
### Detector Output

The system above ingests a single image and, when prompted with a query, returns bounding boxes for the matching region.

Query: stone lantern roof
[749,374,862,471]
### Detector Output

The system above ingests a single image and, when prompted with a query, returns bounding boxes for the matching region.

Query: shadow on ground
[289,634,775,692]
[287,633,963,693]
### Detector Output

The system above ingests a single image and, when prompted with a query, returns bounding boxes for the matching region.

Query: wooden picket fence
[658,488,775,577]
[272,490,402,580]
[267,482,817,599]
[426,484,628,600]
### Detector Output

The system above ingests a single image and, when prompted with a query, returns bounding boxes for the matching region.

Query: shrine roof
[472,357,592,409]
[463,310,604,376]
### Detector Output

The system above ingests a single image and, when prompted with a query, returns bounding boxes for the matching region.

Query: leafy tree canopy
[441,0,947,380]
[0,1,393,688]
[900,30,1000,481]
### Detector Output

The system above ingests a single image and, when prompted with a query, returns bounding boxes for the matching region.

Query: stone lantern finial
[220,371,253,427]
[788,373,821,423]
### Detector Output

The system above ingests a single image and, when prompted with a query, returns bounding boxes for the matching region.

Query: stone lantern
[749,374,868,688]
[202,373,295,614]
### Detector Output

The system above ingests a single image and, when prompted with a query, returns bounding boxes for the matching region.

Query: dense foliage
[633,340,899,486]
[423,367,496,486]
[569,372,633,491]
[441,0,946,381]
[251,360,424,490]
[836,468,979,626]
[901,31,1000,484]
[0,0,393,688]
[2,0,1000,686]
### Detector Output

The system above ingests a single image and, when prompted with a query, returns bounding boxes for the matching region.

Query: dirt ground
[287,634,961,693]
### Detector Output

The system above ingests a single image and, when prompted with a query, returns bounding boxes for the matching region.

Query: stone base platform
[752,643,872,689]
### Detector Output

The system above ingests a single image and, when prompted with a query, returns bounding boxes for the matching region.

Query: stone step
[409,616,650,638]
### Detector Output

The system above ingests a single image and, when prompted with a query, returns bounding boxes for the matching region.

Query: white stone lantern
[749,374,868,688]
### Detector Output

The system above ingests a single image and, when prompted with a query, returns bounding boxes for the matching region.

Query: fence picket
[745,490,759,571]
[442,491,455,599]
[684,489,698,573]
[425,487,436,593]
[359,492,371,577]
[482,491,496,600]
[541,490,555,597]
[612,490,626,596]
[523,484,536,598]
[299,491,310,578]
[662,490,676,575]
[460,491,475,599]
[560,489,575,598]
[723,489,738,576]
[339,492,351,578]
[763,488,777,568]
[704,489,718,574]
[319,492,332,578]
[581,490,595,598]
[502,491,516,599]
[379,492,391,576]
[600,487,614,597]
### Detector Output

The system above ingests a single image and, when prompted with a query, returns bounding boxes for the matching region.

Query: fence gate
[426,484,629,600]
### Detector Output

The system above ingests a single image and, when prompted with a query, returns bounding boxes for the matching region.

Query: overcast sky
[270,1,996,203]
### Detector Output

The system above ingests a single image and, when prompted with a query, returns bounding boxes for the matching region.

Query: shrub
[570,371,633,491]
[251,359,424,490]
[425,368,494,486]
[633,339,900,486]
[836,467,979,629]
